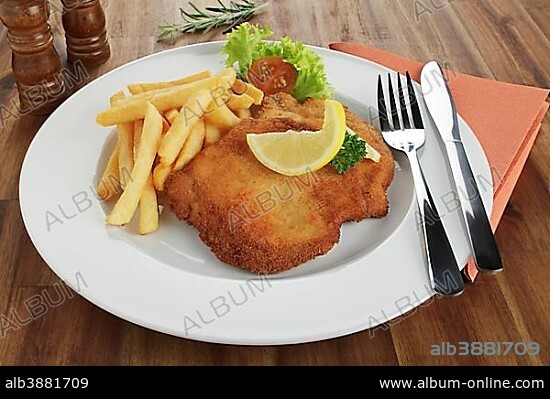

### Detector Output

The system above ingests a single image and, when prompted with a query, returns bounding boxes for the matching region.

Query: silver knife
[420,61,503,273]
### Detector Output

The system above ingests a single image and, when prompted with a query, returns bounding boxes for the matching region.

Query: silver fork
[377,72,464,296]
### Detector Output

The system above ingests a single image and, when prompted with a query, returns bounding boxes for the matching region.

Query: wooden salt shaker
[61,0,110,66]
[0,0,65,115]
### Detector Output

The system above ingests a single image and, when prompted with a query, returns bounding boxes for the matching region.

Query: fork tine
[377,75,390,132]
[387,74,401,130]
[406,72,424,129]
[397,72,412,129]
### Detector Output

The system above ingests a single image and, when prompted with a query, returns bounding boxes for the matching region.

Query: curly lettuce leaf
[222,23,334,101]
[254,38,334,101]
[221,23,272,80]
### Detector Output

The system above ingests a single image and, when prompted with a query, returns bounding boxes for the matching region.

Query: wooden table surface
[0,0,548,366]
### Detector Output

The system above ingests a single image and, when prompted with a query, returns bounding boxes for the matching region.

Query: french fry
[153,163,173,192]
[117,85,185,106]
[154,119,208,191]
[164,109,179,125]
[120,76,217,106]
[133,119,144,162]
[235,109,252,119]
[132,119,160,234]
[110,92,134,189]
[117,122,134,189]
[232,79,264,105]
[226,93,255,112]
[139,174,159,234]
[204,121,221,147]
[232,79,246,94]
[107,103,163,226]
[174,119,206,171]
[244,82,264,105]
[205,102,241,131]
[97,87,199,126]
[218,68,237,86]
[109,90,126,106]
[158,89,214,165]
[97,76,223,126]
[162,116,170,134]
[116,69,235,107]
[109,89,123,104]
[127,71,212,95]
[97,141,120,201]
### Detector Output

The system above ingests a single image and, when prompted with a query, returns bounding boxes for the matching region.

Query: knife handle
[447,142,503,273]
[407,151,465,296]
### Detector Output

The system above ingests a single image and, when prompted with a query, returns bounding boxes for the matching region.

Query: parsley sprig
[331,131,368,174]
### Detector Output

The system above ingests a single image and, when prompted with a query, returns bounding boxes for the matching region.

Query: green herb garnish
[331,130,381,174]
[157,0,269,42]
[331,131,368,174]
[221,23,272,80]
[222,23,334,100]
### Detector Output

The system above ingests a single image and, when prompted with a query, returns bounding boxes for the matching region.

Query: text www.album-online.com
[379,377,544,389]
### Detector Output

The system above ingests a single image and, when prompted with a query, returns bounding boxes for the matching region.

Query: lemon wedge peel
[246,100,347,177]
[347,128,382,164]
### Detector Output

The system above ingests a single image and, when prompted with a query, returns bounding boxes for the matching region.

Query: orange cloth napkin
[329,42,549,281]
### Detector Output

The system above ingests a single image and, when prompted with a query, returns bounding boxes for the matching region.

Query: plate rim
[18,41,493,345]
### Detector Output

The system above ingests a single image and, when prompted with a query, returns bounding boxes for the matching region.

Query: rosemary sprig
[157,0,269,41]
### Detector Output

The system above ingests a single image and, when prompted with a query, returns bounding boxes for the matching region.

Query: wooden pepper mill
[0,0,65,115]
[61,0,110,65]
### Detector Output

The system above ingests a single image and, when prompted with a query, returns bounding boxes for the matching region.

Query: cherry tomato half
[247,56,298,96]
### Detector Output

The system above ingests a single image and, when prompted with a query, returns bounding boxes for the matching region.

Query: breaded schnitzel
[166,93,394,274]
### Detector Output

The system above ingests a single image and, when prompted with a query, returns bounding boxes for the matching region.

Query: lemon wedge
[247,100,347,176]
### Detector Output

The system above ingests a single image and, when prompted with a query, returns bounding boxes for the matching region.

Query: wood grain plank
[0,201,18,315]
[0,0,547,366]
[0,286,129,365]
[276,330,400,366]
[126,329,272,366]
[0,115,47,200]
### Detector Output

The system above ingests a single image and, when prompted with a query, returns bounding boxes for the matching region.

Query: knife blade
[420,61,503,273]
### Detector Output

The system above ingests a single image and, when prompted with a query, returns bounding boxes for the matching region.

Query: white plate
[20,42,493,345]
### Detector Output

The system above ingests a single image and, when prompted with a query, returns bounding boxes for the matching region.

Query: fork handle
[407,151,465,296]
